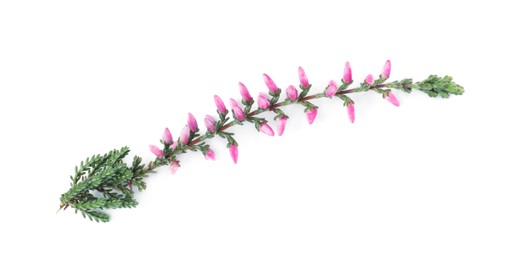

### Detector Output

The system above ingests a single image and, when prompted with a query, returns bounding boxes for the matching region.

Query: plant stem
[143,83,391,173]
[59,73,463,222]
[140,82,397,173]
[190,84,387,146]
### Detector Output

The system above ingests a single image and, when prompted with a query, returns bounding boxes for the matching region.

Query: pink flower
[229,144,238,164]
[259,122,275,136]
[306,108,318,124]
[276,116,287,136]
[170,142,178,149]
[298,66,309,87]
[286,85,298,101]
[381,60,391,79]
[365,74,374,84]
[180,125,191,145]
[170,161,180,174]
[263,73,279,94]
[188,113,198,132]
[325,80,338,98]
[204,115,216,132]
[343,62,352,84]
[229,98,245,121]
[239,82,253,103]
[229,98,238,108]
[347,103,355,123]
[205,147,216,160]
[386,91,400,107]
[149,145,164,158]
[257,92,270,109]
[162,128,173,144]
[214,95,227,114]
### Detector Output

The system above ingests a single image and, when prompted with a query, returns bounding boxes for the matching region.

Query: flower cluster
[60,59,464,222]
[149,60,406,172]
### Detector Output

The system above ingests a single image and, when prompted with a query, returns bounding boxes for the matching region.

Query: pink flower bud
[286,85,298,101]
[276,116,287,136]
[347,103,355,123]
[162,128,173,144]
[204,115,216,132]
[298,66,309,87]
[325,80,338,98]
[187,113,198,132]
[229,98,238,107]
[343,62,352,84]
[170,142,178,149]
[205,147,216,161]
[229,144,238,164]
[229,98,245,121]
[365,74,374,84]
[239,82,253,103]
[257,92,270,109]
[259,122,275,136]
[381,60,391,79]
[170,161,180,174]
[263,73,279,94]
[214,95,227,114]
[386,91,400,107]
[306,108,318,124]
[149,145,164,158]
[180,125,191,145]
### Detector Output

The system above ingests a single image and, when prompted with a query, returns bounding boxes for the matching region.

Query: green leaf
[80,210,109,223]
[408,75,464,98]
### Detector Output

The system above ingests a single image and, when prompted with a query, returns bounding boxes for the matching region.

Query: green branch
[59,67,463,222]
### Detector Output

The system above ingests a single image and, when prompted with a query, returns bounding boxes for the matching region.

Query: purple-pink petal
[229,144,238,164]
[381,60,391,79]
[204,115,216,132]
[276,116,287,136]
[188,113,198,132]
[257,92,270,109]
[170,161,180,174]
[325,80,338,98]
[239,82,253,102]
[298,66,309,87]
[162,128,173,144]
[286,85,298,101]
[180,125,191,145]
[214,95,227,114]
[343,62,352,84]
[365,74,374,84]
[386,91,400,107]
[263,73,279,93]
[347,103,355,123]
[205,147,216,161]
[259,122,275,136]
[229,98,245,121]
[306,108,318,124]
[149,145,164,158]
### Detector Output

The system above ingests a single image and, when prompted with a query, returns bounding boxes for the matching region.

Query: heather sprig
[59,60,464,222]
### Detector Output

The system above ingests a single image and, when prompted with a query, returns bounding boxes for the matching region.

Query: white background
[1,1,511,259]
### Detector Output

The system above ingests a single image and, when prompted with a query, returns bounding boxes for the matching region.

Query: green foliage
[60,72,464,223]
[60,147,145,223]
[74,198,138,210]
[80,209,110,223]
[411,75,464,98]
[131,156,148,191]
